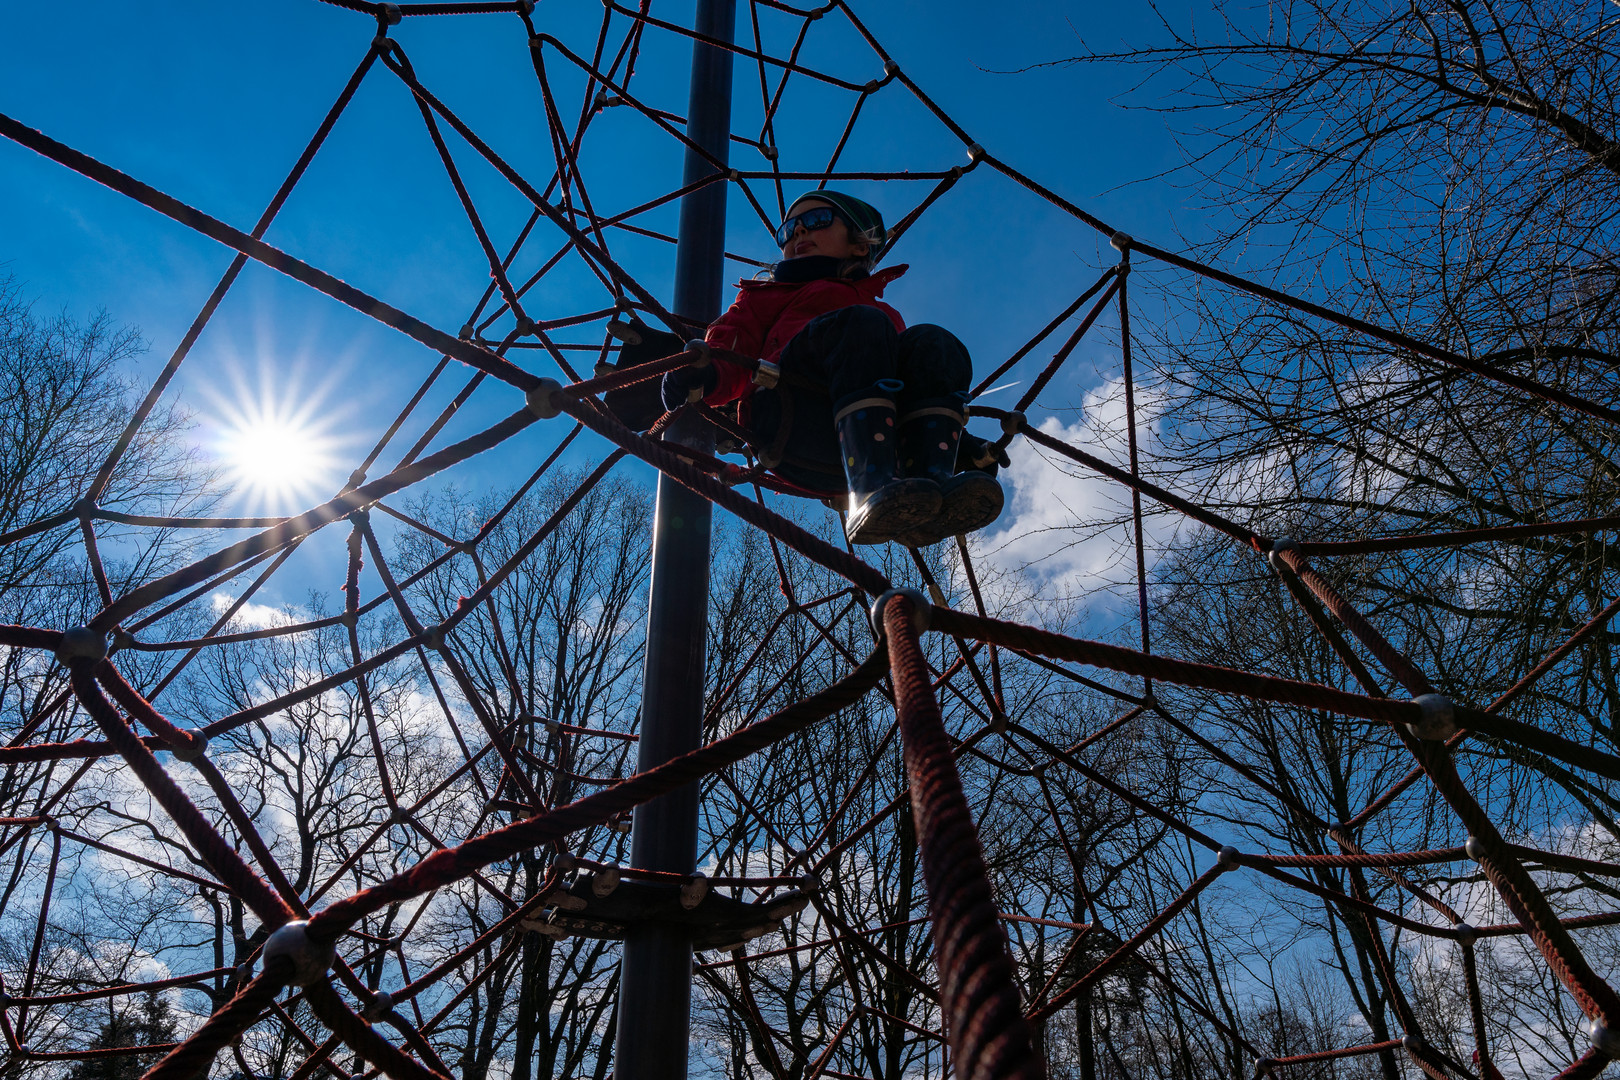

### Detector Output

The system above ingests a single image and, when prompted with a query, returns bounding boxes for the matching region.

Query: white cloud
[208,591,300,630]
[975,376,1176,614]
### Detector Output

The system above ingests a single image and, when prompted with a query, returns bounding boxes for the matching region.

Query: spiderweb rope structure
[0,3,1618,1079]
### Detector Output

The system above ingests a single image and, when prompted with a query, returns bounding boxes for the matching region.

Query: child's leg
[894,323,972,402]
[891,324,1003,545]
[772,306,943,543]
[780,305,901,400]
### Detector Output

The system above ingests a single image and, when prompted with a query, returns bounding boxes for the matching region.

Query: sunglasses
[775,205,849,248]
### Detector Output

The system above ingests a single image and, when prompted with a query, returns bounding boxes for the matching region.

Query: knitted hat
[786,190,887,252]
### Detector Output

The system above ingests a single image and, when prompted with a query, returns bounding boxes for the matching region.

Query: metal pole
[614,1,735,1076]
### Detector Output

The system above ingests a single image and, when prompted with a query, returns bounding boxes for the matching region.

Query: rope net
[0,3,1616,1078]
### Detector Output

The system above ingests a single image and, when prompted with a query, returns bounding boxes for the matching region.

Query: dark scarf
[771,255,867,284]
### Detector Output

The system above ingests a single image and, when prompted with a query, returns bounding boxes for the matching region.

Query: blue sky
[0,1,1201,611]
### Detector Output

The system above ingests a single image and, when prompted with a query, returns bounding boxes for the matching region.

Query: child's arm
[702,293,767,405]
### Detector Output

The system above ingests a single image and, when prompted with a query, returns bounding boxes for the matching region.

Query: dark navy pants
[748,305,972,494]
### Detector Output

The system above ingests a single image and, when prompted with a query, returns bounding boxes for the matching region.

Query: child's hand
[661,364,720,411]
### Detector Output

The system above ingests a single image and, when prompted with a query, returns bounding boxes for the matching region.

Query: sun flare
[221,417,333,499]
[208,372,346,512]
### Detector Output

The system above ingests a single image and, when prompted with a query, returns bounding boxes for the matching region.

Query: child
[662,190,1003,546]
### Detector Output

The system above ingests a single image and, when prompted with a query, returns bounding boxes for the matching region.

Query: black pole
[613,2,735,1076]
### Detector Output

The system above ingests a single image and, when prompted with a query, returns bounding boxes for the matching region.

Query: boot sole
[846,479,942,545]
[895,475,1004,547]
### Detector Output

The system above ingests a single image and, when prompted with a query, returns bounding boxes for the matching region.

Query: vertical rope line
[1462,941,1496,1079]
[1116,263,1151,689]
[883,595,1043,1080]
[14,826,60,1039]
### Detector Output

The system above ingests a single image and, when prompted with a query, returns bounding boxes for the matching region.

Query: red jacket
[703,264,908,406]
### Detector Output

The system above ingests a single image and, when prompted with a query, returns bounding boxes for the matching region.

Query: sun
[206,366,348,513]
[220,414,334,503]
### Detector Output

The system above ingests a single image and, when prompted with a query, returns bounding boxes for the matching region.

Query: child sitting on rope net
[661,190,1005,547]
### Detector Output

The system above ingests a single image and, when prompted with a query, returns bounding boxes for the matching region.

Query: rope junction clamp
[680,874,710,910]
[1454,922,1477,947]
[361,990,394,1022]
[752,359,780,389]
[970,441,1011,470]
[526,378,563,419]
[588,866,621,898]
[1590,1018,1620,1056]
[1265,536,1300,574]
[170,732,209,763]
[1465,835,1487,861]
[55,627,107,665]
[605,319,641,344]
[378,4,402,27]
[685,340,713,402]
[420,624,447,651]
[1408,693,1458,741]
[1216,844,1241,869]
[869,587,931,641]
[263,920,337,988]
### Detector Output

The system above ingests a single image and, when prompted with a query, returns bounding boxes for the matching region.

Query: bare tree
[998,2,1620,1074]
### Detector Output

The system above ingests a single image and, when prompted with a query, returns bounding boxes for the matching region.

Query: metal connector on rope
[1265,536,1300,574]
[606,319,642,345]
[1408,693,1457,741]
[752,359,780,389]
[526,377,563,419]
[55,627,107,666]
[1589,1017,1620,1056]
[680,874,710,910]
[970,440,1011,470]
[684,340,713,402]
[361,989,393,1021]
[263,920,336,988]
[870,587,930,641]
[170,731,209,763]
